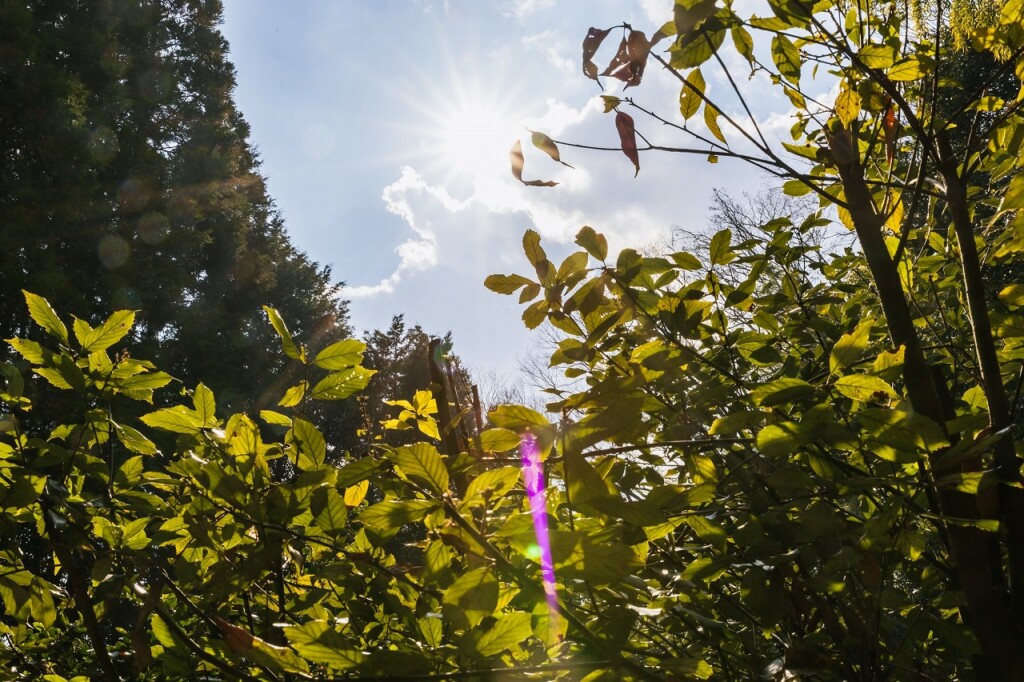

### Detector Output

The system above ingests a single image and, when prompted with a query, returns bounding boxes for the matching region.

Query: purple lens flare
[519,432,560,625]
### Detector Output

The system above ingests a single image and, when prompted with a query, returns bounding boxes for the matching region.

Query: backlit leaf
[23,291,68,344]
[263,306,304,361]
[615,111,640,176]
[835,374,898,402]
[284,621,363,670]
[360,500,438,532]
[771,34,801,84]
[575,225,608,261]
[531,131,573,168]
[391,442,449,494]
[314,339,365,370]
[310,366,374,400]
[476,611,533,657]
[679,69,705,120]
[510,140,558,187]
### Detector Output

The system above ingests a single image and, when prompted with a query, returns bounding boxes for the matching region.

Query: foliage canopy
[2,0,1024,680]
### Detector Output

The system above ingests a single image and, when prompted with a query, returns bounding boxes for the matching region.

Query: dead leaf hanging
[510,140,558,187]
[615,111,640,176]
[582,27,611,82]
[531,131,574,168]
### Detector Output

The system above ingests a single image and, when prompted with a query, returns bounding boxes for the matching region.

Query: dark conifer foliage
[0,0,350,417]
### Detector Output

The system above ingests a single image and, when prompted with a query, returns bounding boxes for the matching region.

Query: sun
[432,92,521,181]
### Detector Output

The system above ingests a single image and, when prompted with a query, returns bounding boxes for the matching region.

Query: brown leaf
[531,132,573,168]
[601,38,630,79]
[615,111,640,176]
[602,31,651,88]
[509,140,558,187]
[625,30,651,87]
[582,27,611,82]
[212,616,254,654]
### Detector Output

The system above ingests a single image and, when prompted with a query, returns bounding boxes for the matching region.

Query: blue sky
[219,0,793,385]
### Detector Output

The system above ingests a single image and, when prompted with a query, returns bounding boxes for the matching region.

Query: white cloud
[522,31,575,75]
[523,97,599,137]
[638,0,672,24]
[502,0,556,19]
[345,166,467,298]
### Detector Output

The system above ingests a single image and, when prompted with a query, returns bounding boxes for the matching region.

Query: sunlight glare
[434,93,519,180]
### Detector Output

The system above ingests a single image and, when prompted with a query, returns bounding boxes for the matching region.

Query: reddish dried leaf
[582,27,611,82]
[531,131,574,168]
[601,38,630,79]
[213,616,254,654]
[602,31,651,88]
[625,30,650,87]
[615,111,640,176]
[883,103,897,165]
[509,140,559,187]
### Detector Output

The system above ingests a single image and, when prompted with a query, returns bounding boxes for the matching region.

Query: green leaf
[462,467,521,509]
[314,339,365,370]
[670,251,703,270]
[523,229,546,266]
[998,174,1024,212]
[663,658,714,679]
[834,374,898,402]
[782,179,811,196]
[708,228,734,266]
[260,410,292,426]
[771,35,801,84]
[419,616,443,648]
[23,291,68,344]
[489,404,550,431]
[679,68,706,120]
[336,456,381,488]
[8,338,52,365]
[479,428,522,452]
[263,306,304,361]
[192,383,216,426]
[670,25,724,69]
[859,408,947,458]
[360,500,438,532]
[284,621,363,670]
[443,567,499,627]
[476,611,533,657]
[291,418,326,469]
[888,56,924,81]
[311,487,348,536]
[857,43,896,69]
[278,381,308,407]
[77,310,134,352]
[391,442,449,494]
[310,366,375,400]
[704,104,726,144]
[575,225,608,261]
[835,85,860,126]
[731,25,754,63]
[751,377,815,407]
[140,405,203,434]
[757,421,814,458]
[557,251,589,282]
[830,320,871,374]
[115,423,158,455]
[999,283,1024,306]
[485,273,533,295]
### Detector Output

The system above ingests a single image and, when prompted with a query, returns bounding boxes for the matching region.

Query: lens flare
[519,432,559,637]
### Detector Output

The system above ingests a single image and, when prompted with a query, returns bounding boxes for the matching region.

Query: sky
[218,0,808,387]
